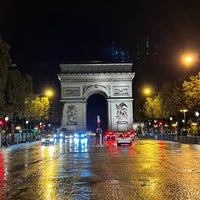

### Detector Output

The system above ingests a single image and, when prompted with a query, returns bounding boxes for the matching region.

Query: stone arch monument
[57,62,135,132]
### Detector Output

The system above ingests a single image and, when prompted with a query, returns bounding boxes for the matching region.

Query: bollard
[100,133,102,146]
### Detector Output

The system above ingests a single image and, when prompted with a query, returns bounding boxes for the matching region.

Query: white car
[41,135,55,145]
[116,133,132,146]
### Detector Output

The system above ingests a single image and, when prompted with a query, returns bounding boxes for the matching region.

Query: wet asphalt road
[0,137,200,200]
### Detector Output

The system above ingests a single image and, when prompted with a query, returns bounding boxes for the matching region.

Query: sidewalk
[1,141,40,150]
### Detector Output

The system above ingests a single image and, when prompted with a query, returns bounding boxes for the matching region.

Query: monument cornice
[59,62,133,73]
[58,72,135,82]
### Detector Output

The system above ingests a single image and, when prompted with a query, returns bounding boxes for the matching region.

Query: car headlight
[74,133,78,137]
[41,139,45,142]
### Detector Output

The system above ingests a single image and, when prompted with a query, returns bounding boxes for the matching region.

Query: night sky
[1,0,200,97]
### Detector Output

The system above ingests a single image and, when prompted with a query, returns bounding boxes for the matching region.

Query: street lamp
[26,120,29,129]
[44,89,54,130]
[180,52,198,67]
[142,86,153,97]
[195,111,199,134]
[45,89,54,98]
[195,111,199,118]
[180,109,188,129]
[180,52,200,79]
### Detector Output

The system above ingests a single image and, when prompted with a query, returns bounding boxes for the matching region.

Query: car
[74,131,87,139]
[126,130,136,140]
[53,131,65,139]
[116,133,132,146]
[41,134,55,145]
[104,131,116,140]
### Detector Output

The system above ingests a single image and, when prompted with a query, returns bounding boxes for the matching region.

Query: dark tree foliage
[4,69,27,118]
[0,36,12,113]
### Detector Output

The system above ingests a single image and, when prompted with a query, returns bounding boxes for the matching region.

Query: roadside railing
[154,134,200,144]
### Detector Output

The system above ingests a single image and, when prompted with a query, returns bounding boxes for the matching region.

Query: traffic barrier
[153,134,200,144]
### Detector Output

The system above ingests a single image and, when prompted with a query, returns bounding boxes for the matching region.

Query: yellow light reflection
[134,140,166,195]
[39,146,58,200]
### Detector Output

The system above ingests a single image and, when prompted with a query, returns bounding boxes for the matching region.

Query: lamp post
[180,109,188,129]
[169,117,173,131]
[179,52,200,133]
[195,111,199,134]
[44,89,54,131]
[181,52,200,79]
[26,120,29,129]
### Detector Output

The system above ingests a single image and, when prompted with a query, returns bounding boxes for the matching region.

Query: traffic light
[39,122,44,129]
[0,118,5,128]
[158,120,163,126]
[97,115,101,124]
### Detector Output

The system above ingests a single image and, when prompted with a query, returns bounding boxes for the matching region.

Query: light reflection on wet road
[0,138,200,199]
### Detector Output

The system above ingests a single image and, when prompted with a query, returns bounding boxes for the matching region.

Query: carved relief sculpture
[66,105,77,125]
[113,86,129,96]
[116,102,128,122]
[63,87,80,97]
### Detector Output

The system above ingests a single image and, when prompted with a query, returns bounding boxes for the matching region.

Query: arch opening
[87,94,108,132]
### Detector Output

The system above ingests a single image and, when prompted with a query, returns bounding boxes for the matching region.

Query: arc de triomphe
[57,62,135,132]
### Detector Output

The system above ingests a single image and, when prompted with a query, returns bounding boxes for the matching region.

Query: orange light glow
[180,52,198,67]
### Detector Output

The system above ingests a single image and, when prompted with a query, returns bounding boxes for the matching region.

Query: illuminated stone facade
[57,63,135,132]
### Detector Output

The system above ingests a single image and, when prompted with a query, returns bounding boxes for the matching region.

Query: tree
[24,75,33,96]
[183,74,200,111]
[24,95,49,121]
[134,97,146,121]
[0,36,12,113]
[4,69,27,118]
[143,95,163,119]
[159,81,177,118]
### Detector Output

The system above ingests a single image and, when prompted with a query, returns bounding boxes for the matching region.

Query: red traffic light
[158,120,163,126]
[0,118,5,127]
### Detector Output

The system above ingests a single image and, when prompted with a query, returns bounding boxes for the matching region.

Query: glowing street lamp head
[180,52,198,67]
[184,56,192,63]
[144,88,151,95]
[45,89,54,98]
[143,87,153,96]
